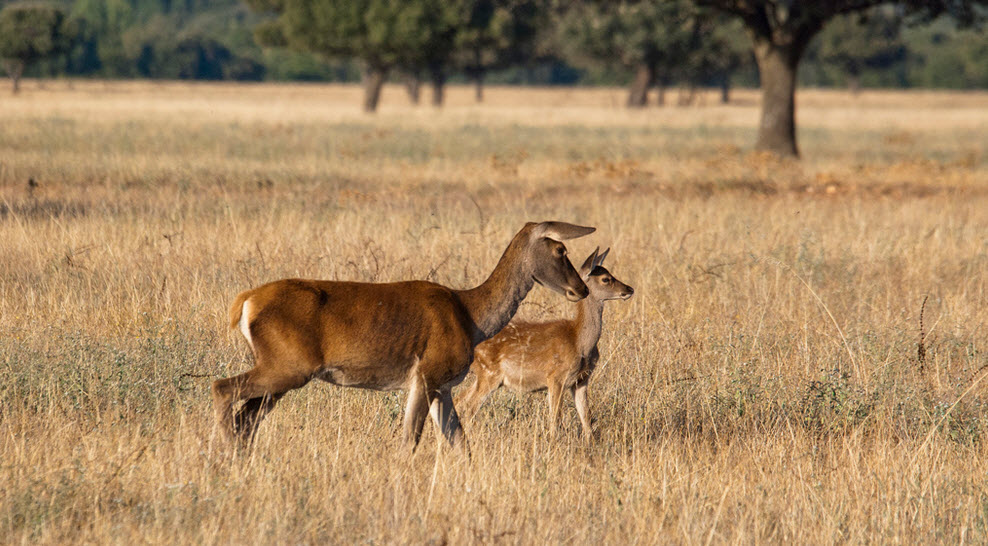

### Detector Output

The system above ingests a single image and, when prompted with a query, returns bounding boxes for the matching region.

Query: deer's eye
[602,277,611,284]
[555,246,566,257]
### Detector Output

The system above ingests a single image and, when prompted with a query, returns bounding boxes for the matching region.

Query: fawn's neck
[574,295,604,358]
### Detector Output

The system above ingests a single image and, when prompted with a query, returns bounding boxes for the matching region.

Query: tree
[697,0,987,157]
[561,1,696,107]
[0,2,74,93]
[250,0,461,112]
[452,0,547,103]
[905,19,988,88]
[813,6,906,93]
[69,0,134,76]
[682,14,751,104]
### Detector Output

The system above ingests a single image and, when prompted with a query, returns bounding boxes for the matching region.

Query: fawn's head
[580,248,634,301]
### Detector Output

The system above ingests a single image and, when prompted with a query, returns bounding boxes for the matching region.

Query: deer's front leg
[429,387,470,456]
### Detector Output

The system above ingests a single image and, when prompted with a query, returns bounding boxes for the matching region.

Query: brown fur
[228,291,250,330]
[457,248,634,441]
[212,221,595,452]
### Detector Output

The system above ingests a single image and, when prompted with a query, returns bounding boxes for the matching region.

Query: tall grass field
[1,80,987,543]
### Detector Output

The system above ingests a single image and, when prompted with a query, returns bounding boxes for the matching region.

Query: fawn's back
[472,319,583,392]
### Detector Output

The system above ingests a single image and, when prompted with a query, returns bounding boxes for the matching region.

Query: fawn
[457,247,633,440]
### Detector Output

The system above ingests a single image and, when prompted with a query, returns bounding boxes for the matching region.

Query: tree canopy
[812,6,906,92]
[451,0,547,102]
[0,1,74,92]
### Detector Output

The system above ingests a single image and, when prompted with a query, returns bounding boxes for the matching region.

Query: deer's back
[237,278,476,390]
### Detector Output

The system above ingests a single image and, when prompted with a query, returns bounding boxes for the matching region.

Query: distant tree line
[1,0,986,156]
[3,0,985,90]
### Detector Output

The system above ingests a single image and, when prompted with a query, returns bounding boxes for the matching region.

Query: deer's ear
[595,247,610,268]
[580,247,600,277]
[534,221,595,241]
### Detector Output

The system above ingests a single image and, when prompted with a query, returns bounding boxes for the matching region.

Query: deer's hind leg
[213,372,249,443]
[233,393,285,445]
[213,340,315,450]
[213,366,309,448]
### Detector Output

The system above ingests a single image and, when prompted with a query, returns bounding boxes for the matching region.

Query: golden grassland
[1,80,987,543]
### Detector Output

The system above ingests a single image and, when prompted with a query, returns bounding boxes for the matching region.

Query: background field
[1,81,987,544]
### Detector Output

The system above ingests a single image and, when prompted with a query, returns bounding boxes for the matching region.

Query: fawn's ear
[595,247,610,268]
[580,247,600,277]
[534,221,595,241]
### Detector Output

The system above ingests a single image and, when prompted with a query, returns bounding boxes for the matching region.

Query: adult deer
[212,221,594,452]
[457,248,633,441]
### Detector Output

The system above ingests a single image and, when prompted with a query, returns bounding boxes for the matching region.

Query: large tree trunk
[362,65,388,112]
[429,64,445,107]
[752,40,802,157]
[627,63,655,108]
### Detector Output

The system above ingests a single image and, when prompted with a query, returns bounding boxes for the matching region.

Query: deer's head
[524,221,595,302]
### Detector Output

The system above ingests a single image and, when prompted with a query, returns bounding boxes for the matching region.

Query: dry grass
[1,80,988,544]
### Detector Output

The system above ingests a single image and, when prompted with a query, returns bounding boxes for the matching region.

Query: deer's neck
[574,295,604,358]
[457,238,534,343]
